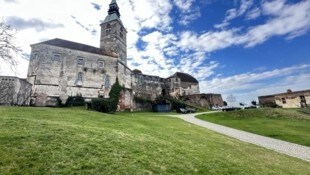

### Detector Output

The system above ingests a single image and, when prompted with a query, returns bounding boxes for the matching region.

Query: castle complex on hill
[0,0,224,109]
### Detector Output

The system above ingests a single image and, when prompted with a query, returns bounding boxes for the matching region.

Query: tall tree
[0,20,21,69]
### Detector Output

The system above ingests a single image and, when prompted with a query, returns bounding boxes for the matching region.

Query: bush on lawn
[66,95,85,107]
[91,77,122,113]
[91,98,114,113]
[170,98,187,110]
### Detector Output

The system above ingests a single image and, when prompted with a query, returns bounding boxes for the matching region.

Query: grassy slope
[0,107,309,174]
[197,108,310,146]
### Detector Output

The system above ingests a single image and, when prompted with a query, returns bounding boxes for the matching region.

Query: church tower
[100,0,127,65]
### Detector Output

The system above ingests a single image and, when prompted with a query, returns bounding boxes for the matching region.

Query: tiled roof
[168,72,199,83]
[33,38,116,57]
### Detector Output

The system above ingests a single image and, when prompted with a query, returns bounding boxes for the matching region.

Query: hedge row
[90,77,122,113]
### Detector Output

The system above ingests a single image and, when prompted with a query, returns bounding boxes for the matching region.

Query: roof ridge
[33,38,117,58]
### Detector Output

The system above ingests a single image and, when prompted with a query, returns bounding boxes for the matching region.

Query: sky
[0,0,310,104]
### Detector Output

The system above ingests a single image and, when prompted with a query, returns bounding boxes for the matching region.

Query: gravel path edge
[169,111,310,162]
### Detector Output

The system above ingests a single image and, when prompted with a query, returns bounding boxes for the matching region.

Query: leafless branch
[0,20,22,70]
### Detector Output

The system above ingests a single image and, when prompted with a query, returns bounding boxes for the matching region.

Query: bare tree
[0,20,21,69]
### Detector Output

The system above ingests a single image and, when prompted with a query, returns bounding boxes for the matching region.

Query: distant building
[259,89,309,108]
[0,76,32,106]
[166,72,200,97]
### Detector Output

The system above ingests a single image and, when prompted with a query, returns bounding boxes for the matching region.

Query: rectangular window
[52,53,61,61]
[282,98,286,104]
[105,75,110,89]
[76,72,83,86]
[77,57,84,66]
[106,28,111,34]
[98,61,104,68]
[33,53,38,59]
[77,72,83,82]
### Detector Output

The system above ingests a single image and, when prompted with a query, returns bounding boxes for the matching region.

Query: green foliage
[91,98,114,113]
[66,95,85,107]
[134,96,153,104]
[223,101,228,106]
[170,98,187,110]
[251,100,257,106]
[0,107,309,174]
[197,108,310,146]
[91,77,122,113]
[108,77,122,112]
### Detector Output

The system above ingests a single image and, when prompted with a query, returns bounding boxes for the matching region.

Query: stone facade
[132,71,166,101]
[183,93,224,109]
[0,76,32,106]
[100,0,127,65]
[166,72,200,97]
[259,89,310,108]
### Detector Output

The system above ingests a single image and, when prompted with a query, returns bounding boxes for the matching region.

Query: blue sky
[0,0,309,103]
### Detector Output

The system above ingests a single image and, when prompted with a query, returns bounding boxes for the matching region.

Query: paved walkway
[170,112,310,162]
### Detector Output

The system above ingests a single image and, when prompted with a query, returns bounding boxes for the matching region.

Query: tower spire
[108,0,120,17]
[100,0,127,65]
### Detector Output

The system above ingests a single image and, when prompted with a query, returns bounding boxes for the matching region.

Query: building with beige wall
[259,89,309,108]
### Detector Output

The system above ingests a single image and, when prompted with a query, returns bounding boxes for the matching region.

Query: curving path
[169,112,310,162]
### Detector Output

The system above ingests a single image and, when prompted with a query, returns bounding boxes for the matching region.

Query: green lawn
[0,107,309,174]
[197,108,310,146]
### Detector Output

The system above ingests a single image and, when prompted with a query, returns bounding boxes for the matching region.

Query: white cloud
[178,0,310,52]
[6,16,64,32]
[246,7,261,20]
[215,0,254,29]
[244,0,310,46]
[178,8,201,26]
[173,0,195,12]
[0,0,309,104]
[173,0,201,25]
[200,64,310,103]
[261,0,286,16]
